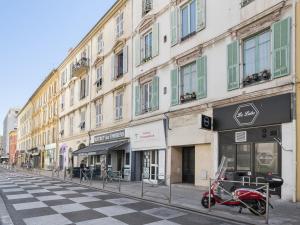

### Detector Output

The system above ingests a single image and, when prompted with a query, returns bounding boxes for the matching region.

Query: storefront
[44,143,56,170]
[213,93,294,199]
[59,144,68,170]
[73,129,130,180]
[27,147,41,168]
[130,120,166,184]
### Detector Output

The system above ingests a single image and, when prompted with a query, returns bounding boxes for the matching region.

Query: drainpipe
[292,0,297,203]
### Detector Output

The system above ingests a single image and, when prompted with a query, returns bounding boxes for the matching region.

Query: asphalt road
[0,168,243,225]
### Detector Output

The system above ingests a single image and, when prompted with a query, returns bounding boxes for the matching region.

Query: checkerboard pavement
[0,170,238,225]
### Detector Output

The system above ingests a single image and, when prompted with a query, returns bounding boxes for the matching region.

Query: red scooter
[201,157,283,215]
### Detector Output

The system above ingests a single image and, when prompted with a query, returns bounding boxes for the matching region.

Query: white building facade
[3,108,19,154]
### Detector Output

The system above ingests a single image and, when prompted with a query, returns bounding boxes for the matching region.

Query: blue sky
[0,0,116,135]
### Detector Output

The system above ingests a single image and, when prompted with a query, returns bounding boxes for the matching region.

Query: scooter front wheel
[201,196,216,208]
[248,199,266,216]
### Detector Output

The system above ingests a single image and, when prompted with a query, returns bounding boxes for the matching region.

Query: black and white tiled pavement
[0,170,238,225]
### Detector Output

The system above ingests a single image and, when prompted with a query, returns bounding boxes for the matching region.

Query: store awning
[73,139,129,156]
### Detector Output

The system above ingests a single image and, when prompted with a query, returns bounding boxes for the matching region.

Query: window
[180,62,197,100]
[125,152,130,165]
[61,94,65,111]
[80,110,86,131]
[115,92,123,120]
[60,117,65,137]
[116,12,124,38]
[107,154,112,166]
[141,81,152,113]
[69,115,74,136]
[61,69,67,86]
[243,30,271,79]
[241,0,255,7]
[143,0,152,15]
[70,85,74,106]
[80,77,87,100]
[142,31,152,61]
[97,33,104,53]
[181,0,196,40]
[117,51,124,78]
[95,65,103,90]
[95,102,102,127]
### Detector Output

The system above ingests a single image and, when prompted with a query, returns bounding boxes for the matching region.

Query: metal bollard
[118,172,121,192]
[64,168,66,181]
[208,178,211,211]
[169,182,172,205]
[141,174,144,198]
[80,169,82,183]
[265,183,269,224]
[102,174,105,189]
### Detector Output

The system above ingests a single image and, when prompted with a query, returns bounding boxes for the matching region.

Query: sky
[0,0,117,135]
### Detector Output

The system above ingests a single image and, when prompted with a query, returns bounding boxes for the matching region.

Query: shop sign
[94,130,125,143]
[233,103,259,126]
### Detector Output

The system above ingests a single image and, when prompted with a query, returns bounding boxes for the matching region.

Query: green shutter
[196,0,206,31]
[171,69,179,106]
[152,23,159,57]
[227,41,240,90]
[135,37,141,66]
[135,85,141,116]
[196,56,207,99]
[151,76,159,110]
[272,17,291,78]
[170,9,178,46]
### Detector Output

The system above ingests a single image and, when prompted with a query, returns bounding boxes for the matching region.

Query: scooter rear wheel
[201,196,216,208]
[248,199,266,216]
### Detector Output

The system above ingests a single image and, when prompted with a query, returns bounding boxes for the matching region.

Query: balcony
[72,57,89,78]
[243,70,271,87]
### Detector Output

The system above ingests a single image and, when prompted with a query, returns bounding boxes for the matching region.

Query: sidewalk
[0,194,14,225]
[13,167,300,225]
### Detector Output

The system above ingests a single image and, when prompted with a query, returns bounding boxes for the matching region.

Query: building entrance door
[143,150,159,183]
[182,147,195,184]
[117,150,125,172]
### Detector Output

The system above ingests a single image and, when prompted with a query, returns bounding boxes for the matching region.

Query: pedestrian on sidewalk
[80,160,86,182]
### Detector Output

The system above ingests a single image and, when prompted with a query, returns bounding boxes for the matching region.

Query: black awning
[72,139,129,156]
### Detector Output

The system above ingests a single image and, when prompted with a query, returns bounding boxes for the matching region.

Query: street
[0,168,241,225]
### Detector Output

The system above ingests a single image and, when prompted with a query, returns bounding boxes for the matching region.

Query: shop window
[180,62,197,103]
[236,144,251,171]
[107,154,112,166]
[125,153,130,165]
[181,0,196,40]
[220,145,236,171]
[255,143,279,174]
[243,30,271,86]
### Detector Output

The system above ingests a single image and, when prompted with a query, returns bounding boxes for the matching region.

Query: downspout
[292,0,297,203]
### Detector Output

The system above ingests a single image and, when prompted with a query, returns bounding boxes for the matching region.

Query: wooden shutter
[111,54,115,80]
[196,0,206,31]
[170,9,178,46]
[135,85,141,116]
[227,41,240,90]
[272,17,291,78]
[135,37,141,66]
[152,23,159,57]
[151,76,159,111]
[196,56,207,99]
[123,45,128,74]
[171,69,179,106]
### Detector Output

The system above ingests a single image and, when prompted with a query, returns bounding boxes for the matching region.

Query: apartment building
[2,108,19,154]
[9,130,17,164]
[296,0,300,202]
[58,0,132,177]
[17,102,33,166]
[30,70,59,170]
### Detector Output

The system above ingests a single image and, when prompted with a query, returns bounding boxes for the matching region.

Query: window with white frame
[143,0,152,15]
[116,12,124,38]
[97,33,104,54]
[181,0,196,39]
[61,94,65,111]
[70,85,74,106]
[141,31,152,61]
[69,115,74,136]
[79,110,86,131]
[243,30,271,80]
[95,102,102,127]
[115,92,123,120]
[141,81,152,113]
[180,62,197,99]
[95,65,103,90]
[80,77,88,99]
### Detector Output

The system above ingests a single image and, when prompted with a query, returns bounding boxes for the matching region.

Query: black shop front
[213,94,292,194]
